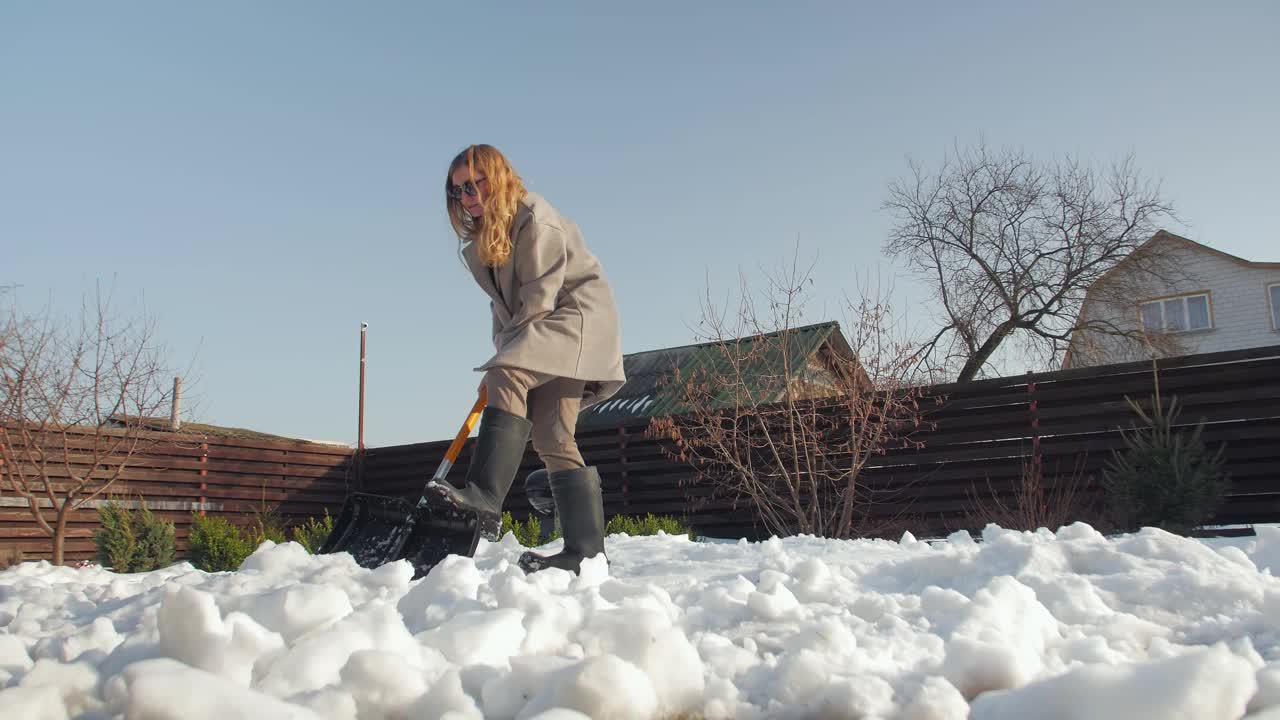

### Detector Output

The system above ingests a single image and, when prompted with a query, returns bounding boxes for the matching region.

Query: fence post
[1027,372,1041,480]
[281,450,289,515]
[357,322,367,491]
[199,441,209,516]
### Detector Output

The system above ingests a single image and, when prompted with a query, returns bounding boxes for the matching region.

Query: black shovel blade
[317,492,417,569]
[319,491,505,579]
[397,501,492,579]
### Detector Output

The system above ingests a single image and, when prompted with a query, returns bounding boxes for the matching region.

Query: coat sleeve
[508,220,568,331]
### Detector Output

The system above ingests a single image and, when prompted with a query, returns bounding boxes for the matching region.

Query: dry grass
[961,453,1105,533]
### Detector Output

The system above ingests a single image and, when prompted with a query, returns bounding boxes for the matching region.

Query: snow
[4,523,1280,718]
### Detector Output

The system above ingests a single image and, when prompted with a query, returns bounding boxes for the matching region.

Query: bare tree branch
[883,140,1183,381]
[649,251,930,540]
[0,283,186,564]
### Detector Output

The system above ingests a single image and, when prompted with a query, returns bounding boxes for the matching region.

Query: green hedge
[188,514,256,572]
[501,511,560,547]
[291,510,335,553]
[501,511,695,547]
[187,507,335,572]
[606,513,694,540]
[93,500,176,572]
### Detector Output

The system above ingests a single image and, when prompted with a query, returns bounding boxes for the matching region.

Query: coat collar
[462,241,515,314]
[461,241,498,302]
[461,193,540,311]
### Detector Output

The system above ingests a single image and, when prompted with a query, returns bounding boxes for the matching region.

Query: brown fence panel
[1,425,354,563]
[359,344,1280,541]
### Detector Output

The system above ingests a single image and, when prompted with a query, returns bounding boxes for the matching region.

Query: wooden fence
[5,343,1279,563]
[0,426,354,563]
[360,343,1280,540]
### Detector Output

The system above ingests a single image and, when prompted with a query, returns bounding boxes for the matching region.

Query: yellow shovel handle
[445,385,487,464]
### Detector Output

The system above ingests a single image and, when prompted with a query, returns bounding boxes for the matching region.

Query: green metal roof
[577,321,857,429]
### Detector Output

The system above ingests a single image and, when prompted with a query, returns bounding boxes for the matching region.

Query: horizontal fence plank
[2,425,354,563]
[361,345,1280,539]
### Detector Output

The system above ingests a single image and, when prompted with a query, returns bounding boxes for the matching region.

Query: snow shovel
[318,388,496,578]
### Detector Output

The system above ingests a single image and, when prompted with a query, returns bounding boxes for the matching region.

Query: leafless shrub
[649,253,933,539]
[960,452,1105,533]
[1,284,187,564]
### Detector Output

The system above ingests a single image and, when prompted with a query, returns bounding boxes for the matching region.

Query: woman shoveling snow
[428,144,625,576]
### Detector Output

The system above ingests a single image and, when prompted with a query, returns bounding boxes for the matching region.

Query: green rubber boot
[426,405,531,544]
[517,466,607,574]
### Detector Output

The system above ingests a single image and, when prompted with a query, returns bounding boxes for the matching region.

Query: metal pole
[357,322,367,488]
[359,322,367,453]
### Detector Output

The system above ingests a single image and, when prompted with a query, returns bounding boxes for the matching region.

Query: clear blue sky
[4,1,1278,447]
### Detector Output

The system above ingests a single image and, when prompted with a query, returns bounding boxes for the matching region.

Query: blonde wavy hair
[446,144,527,267]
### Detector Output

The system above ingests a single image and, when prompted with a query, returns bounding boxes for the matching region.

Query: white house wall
[1069,241,1280,366]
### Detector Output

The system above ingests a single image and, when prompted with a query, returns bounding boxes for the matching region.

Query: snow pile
[3,523,1280,718]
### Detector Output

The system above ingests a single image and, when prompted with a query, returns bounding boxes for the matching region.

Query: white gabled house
[1064,230,1280,368]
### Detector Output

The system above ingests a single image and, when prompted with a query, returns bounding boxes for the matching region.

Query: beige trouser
[484,367,586,473]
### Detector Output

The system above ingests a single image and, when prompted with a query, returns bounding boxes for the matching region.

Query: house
[1064,230,1280,368]
[576,321,867,430]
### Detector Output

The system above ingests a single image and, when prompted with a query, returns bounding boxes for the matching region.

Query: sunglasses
[448,177,487,200]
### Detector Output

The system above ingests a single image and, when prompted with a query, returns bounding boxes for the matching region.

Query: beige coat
[463,192,625,409]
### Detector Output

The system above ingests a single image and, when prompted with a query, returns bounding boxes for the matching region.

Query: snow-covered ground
[5,523,1280,719]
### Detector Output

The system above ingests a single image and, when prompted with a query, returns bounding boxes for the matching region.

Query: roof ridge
[1149,229,1280,268]
[622,320,841,359]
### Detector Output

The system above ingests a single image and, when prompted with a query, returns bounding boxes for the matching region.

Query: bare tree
[1,285,181,564]
[649,254,930,540]
[882,140,1183,381]
[1063,312,1190,368]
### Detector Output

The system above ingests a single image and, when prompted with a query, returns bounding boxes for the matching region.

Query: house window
[1140,293,1212,333]
[1270,283,1280,331]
